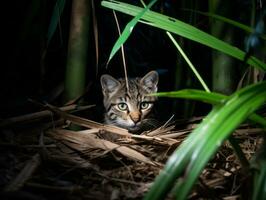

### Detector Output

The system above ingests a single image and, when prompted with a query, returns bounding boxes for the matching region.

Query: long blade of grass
[252,163,266,200]
[167,32,210,92]
[153,89,266,127]
[182,9,266,40]
[176,86,266,199]
[101,0,266,71]
[145,82,266,200]
[154,88,266,183]
[252,141,266,200]
[107,0,158,63]
[153,89,226,104]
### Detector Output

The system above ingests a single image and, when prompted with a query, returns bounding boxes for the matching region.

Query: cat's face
[100,71,158,132]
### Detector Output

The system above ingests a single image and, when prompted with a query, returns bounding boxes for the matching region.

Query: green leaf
[182,9,266,40]
[144,82,266,200]
[167,32,210,92]
[153,89,266,127]
[153,89,226,104]
[104,0,158,63]
[252,145,266,200]
[101,0,266,71]
[47,0,65,45]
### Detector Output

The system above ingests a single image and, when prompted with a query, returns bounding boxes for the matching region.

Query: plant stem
[167,31,211,92]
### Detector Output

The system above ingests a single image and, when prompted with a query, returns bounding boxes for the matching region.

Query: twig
[0,104,94,127]
[46,104,130,136]
[25,182,82,192]
[112,10,129,92]
[4,153,41,191]
[159,130,190,139]
[97,172,144,186]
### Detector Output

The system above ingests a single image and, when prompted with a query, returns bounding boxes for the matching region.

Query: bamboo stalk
[64,0,91,101]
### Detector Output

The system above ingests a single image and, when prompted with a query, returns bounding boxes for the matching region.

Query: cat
[100,71,159,133]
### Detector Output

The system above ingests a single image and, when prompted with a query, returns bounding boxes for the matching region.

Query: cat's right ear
[100,74,120,93]
[140,71,159,93]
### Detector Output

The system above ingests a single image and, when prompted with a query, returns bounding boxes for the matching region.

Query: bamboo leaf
[153,89,226,104]
[153,89,266,127]
[145,82,266,200]
[101,0,266,71]
[182,9,266,40]
[107,0,158,63]
[47,0,65,45]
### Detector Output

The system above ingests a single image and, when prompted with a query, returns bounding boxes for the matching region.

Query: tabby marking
[100,71,158,132]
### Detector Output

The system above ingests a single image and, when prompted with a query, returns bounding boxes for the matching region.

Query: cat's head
[100,71,158,132]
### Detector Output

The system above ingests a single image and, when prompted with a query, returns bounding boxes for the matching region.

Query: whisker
[162,114,175,128]
[105,121,119,126]
[142,118,161,126]
[141,119,161,130]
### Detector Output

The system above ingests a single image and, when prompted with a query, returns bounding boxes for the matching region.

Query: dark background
[1,0,259,121]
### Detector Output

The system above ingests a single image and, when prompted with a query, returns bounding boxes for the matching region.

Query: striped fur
[100,71,158,132]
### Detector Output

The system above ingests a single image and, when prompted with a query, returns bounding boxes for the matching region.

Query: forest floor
[0,104,264,200]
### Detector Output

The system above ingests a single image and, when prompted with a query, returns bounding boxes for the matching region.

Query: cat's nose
[130,112,141,124]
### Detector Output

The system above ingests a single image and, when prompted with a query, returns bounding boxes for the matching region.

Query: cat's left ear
[140,71,159,92]
[100,74,120,94]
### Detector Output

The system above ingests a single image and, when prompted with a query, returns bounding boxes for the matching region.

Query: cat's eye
[117,103,128,111]
[140,102,151,110]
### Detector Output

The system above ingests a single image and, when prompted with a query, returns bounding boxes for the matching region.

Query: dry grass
[0,104,264,199]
